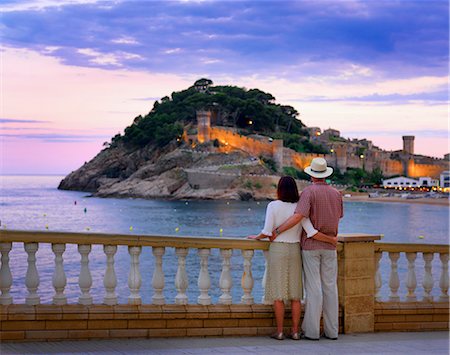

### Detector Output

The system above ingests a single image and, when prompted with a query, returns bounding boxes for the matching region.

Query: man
[272,157,343,340]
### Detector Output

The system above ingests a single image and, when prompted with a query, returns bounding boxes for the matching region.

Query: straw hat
[304,157,333,178]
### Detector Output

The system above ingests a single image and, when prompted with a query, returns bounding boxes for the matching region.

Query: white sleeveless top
[261,200,317,243]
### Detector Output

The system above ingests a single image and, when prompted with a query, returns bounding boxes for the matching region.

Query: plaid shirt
[295,181,343,250]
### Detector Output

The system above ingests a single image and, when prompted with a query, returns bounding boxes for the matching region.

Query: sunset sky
[1,0,448,174]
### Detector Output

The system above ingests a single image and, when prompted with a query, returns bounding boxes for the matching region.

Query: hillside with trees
[58,79,353,200]
[111,79,326,154]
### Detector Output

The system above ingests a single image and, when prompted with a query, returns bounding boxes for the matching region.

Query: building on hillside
[382,176,419,189]
[440,171,450,189]
[321,128,341,141]
[382,176,439,189]
[307,127,322,139]
[418,177,439,188]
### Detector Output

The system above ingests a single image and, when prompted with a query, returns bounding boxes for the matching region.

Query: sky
[1,0,449,174]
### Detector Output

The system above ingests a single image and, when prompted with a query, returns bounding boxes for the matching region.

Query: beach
[345,194,450,206]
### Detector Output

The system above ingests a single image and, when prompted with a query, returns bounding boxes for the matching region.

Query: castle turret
[402,135,415,155]
[197,110,211,143]
[272,139,284,171]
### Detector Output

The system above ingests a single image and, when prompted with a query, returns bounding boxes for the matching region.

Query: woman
[248,176,336,340]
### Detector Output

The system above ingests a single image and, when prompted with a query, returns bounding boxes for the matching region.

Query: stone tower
[197,110,211,143]
[402,136,415,155]
[272,139,284,171]
[334,142,348,172]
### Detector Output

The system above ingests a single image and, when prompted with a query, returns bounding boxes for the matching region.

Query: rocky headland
[58,142,285,201]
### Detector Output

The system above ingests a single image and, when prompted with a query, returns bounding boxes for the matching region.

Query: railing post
[405,252,417,301]
[25,242,40,305]
[197,248,211,305]
[219,249,232,305]
[422,253,434,302]
[175,248,189,305]
[241,249,254,305]
[0,242,13,305]
[128,246,142,305]
[103,245,118,305]
[388,252,400,302]
[152,247,165,305]
[52,243,67,305]
[78,244,93,305]
[337,235,381,334]
[439,253,449,302]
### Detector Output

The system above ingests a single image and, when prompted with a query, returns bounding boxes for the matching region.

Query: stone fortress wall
[194,110,449,178]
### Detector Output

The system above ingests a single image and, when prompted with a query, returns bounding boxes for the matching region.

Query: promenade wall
[0,231,448,342]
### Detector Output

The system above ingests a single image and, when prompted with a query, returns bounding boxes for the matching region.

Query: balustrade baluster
[52,243,67,305]
[78,244,92,305]
[25,242,40,305]
[128,246,142,305]
[103,245,118,305]
[152,247,165,305]
[388,252,400,301]
[197,248,211,305]
[219,249,232,305]
[241,249,254,304]
[422,253,434,301]
[0,242,13,305]
[175,248,189,305]
[439,253,449,302]
[374,251,382,302]
[262,250,269,304]
[405,252,417,301]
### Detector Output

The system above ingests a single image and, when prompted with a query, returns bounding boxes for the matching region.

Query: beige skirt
[265,242,303,303]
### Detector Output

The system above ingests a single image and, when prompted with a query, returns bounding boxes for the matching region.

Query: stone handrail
[1,231,448,337]
[374,241,449,302]
[0,230,270,250]
[0,230,273,307]
[375,242,449,254]
[1,230,382,308]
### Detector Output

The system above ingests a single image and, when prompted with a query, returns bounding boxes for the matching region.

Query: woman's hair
[277,176,299,203]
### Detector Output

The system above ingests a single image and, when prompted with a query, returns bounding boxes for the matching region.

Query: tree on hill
[113,79,324,153]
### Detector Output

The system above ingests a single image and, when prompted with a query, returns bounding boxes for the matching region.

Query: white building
[440,171,450,189]
[383,176,419,188]
[383,176,442,189]
[418,177,439,187]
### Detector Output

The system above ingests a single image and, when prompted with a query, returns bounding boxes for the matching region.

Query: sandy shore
[344,194,449,206]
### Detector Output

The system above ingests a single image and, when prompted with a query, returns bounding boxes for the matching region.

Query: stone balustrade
[0,230,448,341]
[374,243,449,303]
[0,230,271,307]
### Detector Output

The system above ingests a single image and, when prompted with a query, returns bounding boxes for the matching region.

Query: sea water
[1,175,448,304]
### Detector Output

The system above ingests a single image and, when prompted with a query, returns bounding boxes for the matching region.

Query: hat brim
[304,166,333,178]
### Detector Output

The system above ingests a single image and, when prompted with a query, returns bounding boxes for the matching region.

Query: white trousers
[301,250,339,339]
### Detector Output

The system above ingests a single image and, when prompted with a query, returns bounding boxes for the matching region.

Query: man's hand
[312,232,338,246]
[329,236,338,246]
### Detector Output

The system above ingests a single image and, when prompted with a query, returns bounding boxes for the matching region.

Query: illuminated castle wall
[194,111,449,178]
